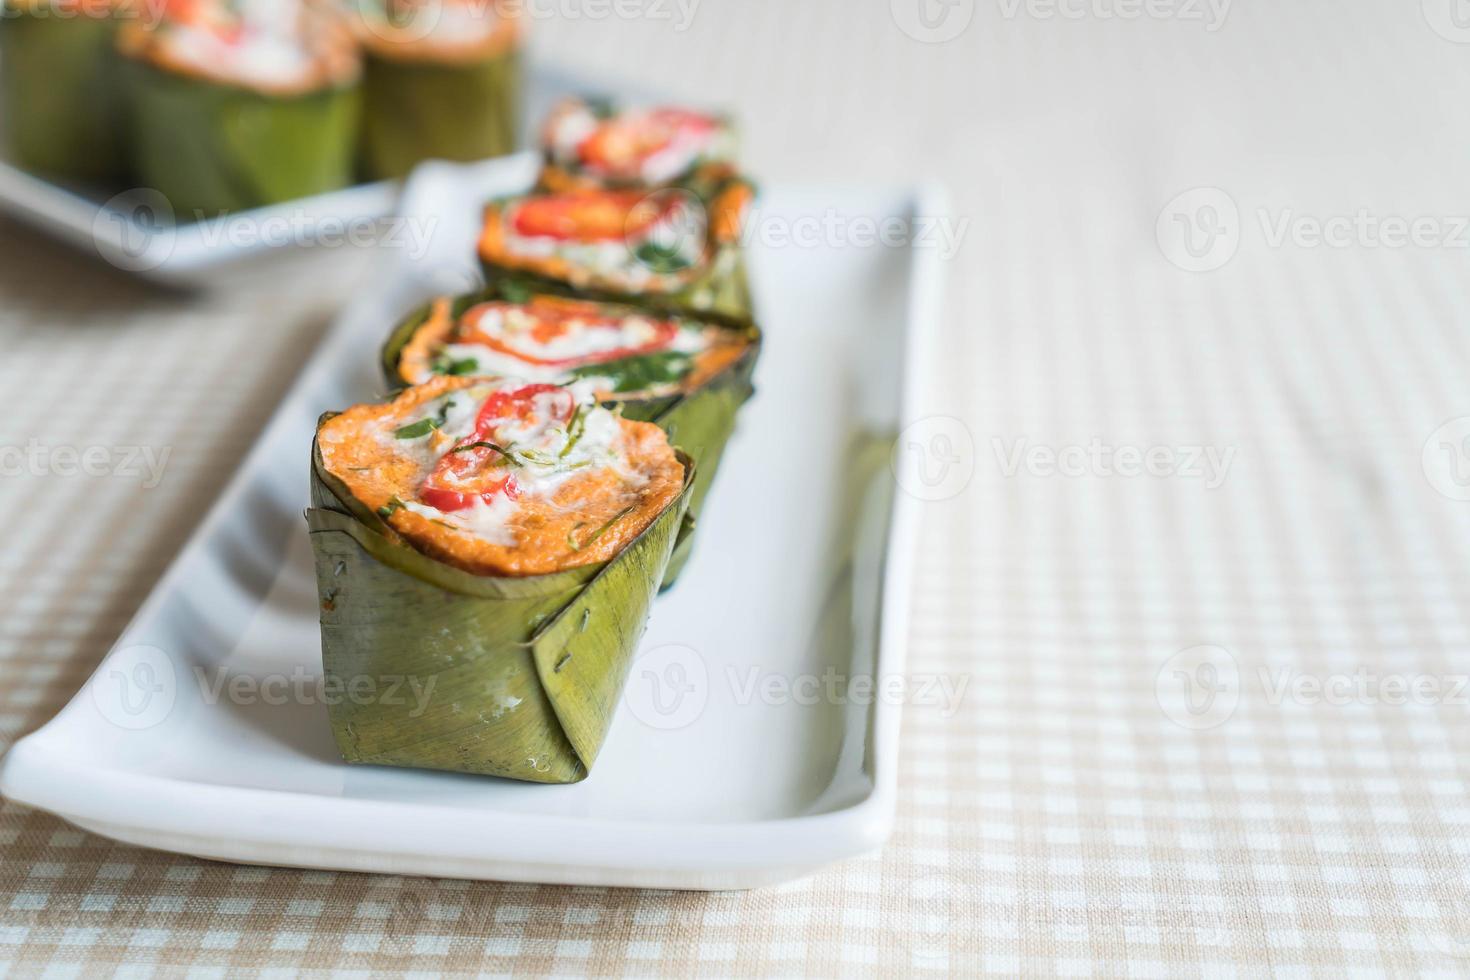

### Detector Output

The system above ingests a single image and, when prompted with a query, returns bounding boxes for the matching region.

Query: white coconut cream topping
[502,199,709,290]
[378,380,631,544]
[417,304,713,392]
[545,102,733,185]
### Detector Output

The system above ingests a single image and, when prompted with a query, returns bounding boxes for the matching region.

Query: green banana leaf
[120,57,361,216]
[359,46,520,181]
[0,8,125,181]
[308,426,695,782]
[379,283,761,586]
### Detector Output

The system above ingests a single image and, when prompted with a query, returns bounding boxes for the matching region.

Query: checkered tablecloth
[6,0,1470,974]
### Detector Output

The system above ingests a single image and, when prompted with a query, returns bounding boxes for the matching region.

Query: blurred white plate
[0,61,591,288]
[0,156,946,890]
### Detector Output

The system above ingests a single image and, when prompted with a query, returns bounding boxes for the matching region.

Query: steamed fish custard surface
[118,0,361,213]
[381,285,761,588]
[478,177,754,318]
[393,294,752,400]
[352,0,522,180]
[1,0,128,181]
[539,97,736,192]
[316,377,684,576]
[308,378,695,782]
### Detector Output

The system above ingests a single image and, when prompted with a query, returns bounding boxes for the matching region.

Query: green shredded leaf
[394,418,437,439]
[635,240,695,274]
[377,496,406,519]
[433,357,479,376]
[394,399,455,439]
[516,448,558,466]
[450,440,519,464]
[567,505,637,552]
[559,404,588,458]
[569,351,694,394]
[498,280,533,304]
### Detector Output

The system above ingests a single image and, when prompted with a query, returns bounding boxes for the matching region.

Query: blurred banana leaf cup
[116,0,363,216]
[348,0,523,181]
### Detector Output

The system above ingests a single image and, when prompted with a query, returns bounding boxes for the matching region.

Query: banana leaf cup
[538,96,737,193]
[351,0,522,180]
[308,377,695,782]
[478,165,755,321]
[0,0,127,182]
[379,282,761,585]
[116,5,362,215]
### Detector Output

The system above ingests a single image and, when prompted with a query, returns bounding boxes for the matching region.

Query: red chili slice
[460,300,679,368]
[420,384,573,512]
[509,190,673,242]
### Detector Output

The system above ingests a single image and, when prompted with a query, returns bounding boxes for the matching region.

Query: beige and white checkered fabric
[6,1,1470,974]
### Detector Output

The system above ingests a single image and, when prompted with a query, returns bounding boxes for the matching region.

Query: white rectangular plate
[0,155,944,890]
[0,62,589,289]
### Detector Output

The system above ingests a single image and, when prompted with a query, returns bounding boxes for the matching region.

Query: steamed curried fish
[308,376,695,782]
[315,376,684,577]
[478,169,755,319]
[389,292,752,401]
[117,0,361,214]
[538,96,736,192]
[349,0,523,180]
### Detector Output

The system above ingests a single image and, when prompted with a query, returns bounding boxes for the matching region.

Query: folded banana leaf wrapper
[480,167,756,321]
[358,34,521,181]
[378,282,761,586]
[0,1,126,181]
[308,428,695,783]
[116,30,361,215]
